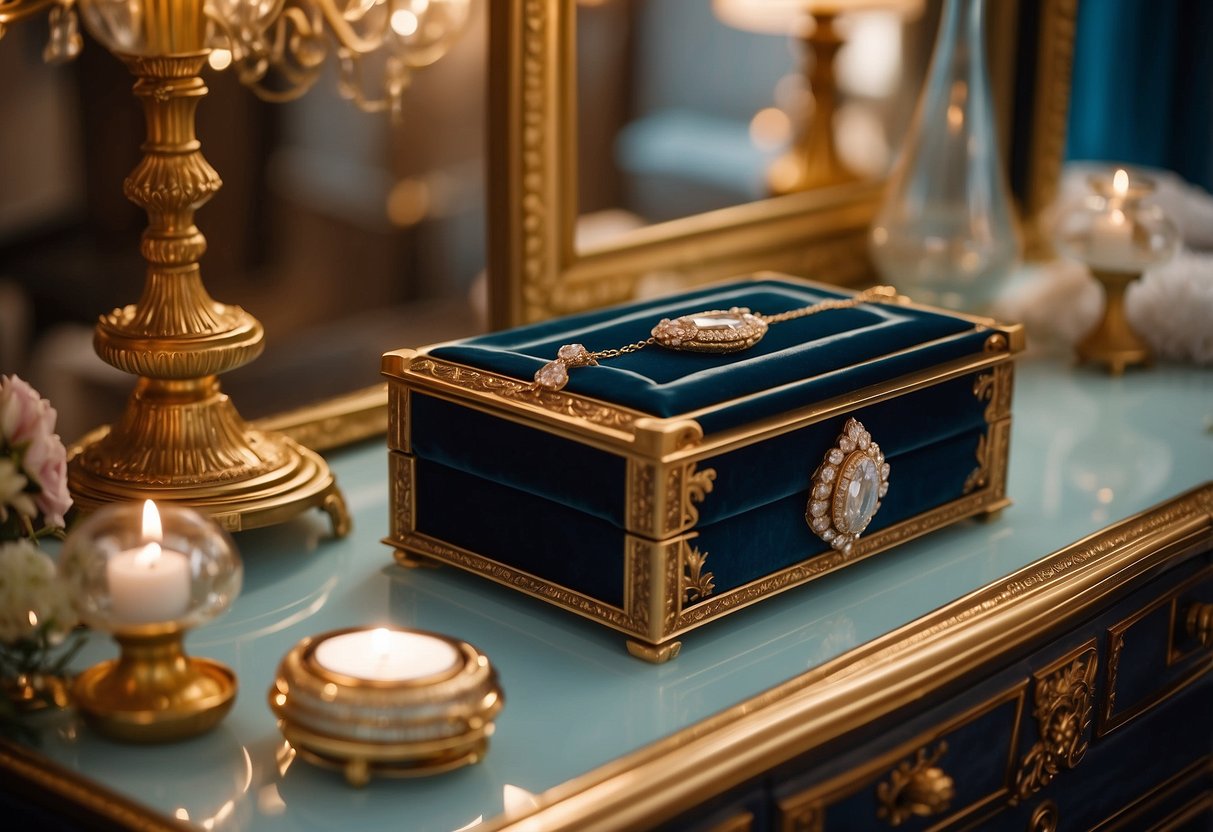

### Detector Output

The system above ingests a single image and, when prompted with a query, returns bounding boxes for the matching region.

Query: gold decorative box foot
[1075,269,1152,375]
[626,640,682,664]
[392,548,437,569]
[72,631,237,743]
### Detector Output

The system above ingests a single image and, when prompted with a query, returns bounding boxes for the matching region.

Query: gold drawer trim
[776,684,1026,832]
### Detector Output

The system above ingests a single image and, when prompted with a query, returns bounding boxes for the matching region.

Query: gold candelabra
[0,0,471,533]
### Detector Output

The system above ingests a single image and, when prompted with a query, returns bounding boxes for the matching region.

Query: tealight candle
[313,628,460,682]
[107,500,191,624]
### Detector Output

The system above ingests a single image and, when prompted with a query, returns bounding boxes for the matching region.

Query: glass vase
[868,0,1021,312]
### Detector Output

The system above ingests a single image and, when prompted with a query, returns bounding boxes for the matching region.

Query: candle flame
[134,541,163,568]
[371,627,392,658]
[27,610,38,627]
[141,499,163,542]
[1112,168,1129,196]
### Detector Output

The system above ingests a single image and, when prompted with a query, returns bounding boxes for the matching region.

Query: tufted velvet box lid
[382,275,1023,661]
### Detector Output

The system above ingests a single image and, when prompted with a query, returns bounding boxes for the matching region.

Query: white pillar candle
[106,500,192,624]
[313,628,460,682]
[107,541,192,624]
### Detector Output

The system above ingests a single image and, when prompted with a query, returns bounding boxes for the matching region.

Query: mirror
[487,0,1078,326]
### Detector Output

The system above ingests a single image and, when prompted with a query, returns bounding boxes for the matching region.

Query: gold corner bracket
[65,45,349,538]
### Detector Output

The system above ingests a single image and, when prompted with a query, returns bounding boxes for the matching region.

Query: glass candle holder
[269,626,504,787]
[1053,169,1181,373]
[60,500,242,742]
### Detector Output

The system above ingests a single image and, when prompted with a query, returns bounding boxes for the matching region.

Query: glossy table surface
[22,355,1213,832]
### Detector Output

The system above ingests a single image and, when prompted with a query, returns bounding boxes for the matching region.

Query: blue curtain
[1066,0,1213,191]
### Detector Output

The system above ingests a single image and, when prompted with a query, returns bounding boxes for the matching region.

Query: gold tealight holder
[60,500,242,742]
[1053,168,1181,374]
[269,626,503,787]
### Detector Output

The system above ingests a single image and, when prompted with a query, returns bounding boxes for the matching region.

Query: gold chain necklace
[530,285,897,391]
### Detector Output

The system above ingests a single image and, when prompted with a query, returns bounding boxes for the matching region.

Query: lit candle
[107,500,192,624]
[312,628,460,682]
[1088,168,1137,270]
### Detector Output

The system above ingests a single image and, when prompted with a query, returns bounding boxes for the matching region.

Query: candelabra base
[69,421,350,538]
[1076,269,1152,376]
[73,631,236,743]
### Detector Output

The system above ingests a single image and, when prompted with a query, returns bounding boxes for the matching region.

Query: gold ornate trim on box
[776,685,1025,832]
[626,460,717,537]
[474,484,1213,832]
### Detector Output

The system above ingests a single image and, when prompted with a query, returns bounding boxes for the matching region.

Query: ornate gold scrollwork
[1014,645,1098,801]
[963,433,990,494]
[875,742,955,826]
[1028,799,1060,832]
[683,545,715,605]
[683,464,718,528]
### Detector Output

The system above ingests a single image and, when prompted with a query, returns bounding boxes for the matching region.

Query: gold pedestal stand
[768,11,858,195]
[73,630,236,743]
[65,48,349,537]
[1075,268,1151,375]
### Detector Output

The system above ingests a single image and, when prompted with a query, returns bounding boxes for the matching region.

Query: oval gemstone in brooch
[651,308,768,354]
[806,418,890,554]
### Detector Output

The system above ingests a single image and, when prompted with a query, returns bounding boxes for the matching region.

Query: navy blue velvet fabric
[411,394,627,526]
[429,278,984,433]
[414,457,626,607]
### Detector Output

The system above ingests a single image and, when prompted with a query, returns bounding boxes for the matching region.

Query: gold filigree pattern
[875,742,954,826]
[408,358,639,432]
[1014,644,1097,801]
[629,538,652,633]
[402,533,640,634]
[629,462,657,536]
[682,546,715,605]
[520,0,554,323]
[389,452,415,538]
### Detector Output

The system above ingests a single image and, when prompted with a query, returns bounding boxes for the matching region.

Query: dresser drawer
[773,681,1026,831]
[1099,563,1213,737]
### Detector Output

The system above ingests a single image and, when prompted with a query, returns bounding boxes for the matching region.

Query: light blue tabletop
[24,356,1213,831]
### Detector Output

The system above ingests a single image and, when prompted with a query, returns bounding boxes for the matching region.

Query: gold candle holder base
[270,627,504,787]
[1076,268,1152,375]
[69,421,350,538]
[73,630,237,744]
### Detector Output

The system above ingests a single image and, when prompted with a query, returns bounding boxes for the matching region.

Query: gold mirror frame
[487,0,1080,327]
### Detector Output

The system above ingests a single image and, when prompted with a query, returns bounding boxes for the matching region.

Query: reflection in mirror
[575,0,934,239]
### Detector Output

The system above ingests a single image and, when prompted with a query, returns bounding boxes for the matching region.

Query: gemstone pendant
[531,344,594,391]
[651,308,768,354]
[806,418,890,554]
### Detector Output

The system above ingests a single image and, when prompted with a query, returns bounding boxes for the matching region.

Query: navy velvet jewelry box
[382,275,1023,661]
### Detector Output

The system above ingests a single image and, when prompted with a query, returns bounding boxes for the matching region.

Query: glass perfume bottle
[869,0,1021,312]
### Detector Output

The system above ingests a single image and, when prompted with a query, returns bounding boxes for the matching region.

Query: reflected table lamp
[0,0,471,534]
[713,0,921,195]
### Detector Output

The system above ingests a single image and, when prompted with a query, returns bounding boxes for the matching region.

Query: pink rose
[21,431,71,528]
[0,376,71,530]
[1,375,58,448]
